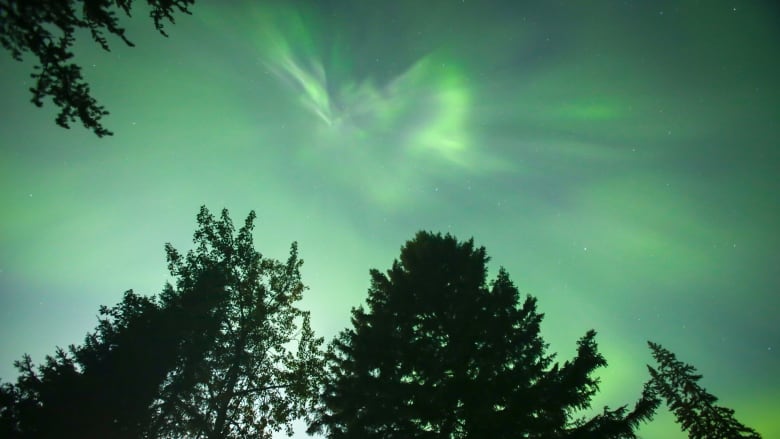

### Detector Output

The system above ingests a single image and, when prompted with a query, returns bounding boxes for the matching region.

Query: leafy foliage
[149,206,325,439]
[647,342,761,439]
[0,207,324,439]
[0,0,195,136]
[310,231,658,438]
[0,290,178,438]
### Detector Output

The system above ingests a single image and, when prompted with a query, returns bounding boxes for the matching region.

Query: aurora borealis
[0,0,778,437]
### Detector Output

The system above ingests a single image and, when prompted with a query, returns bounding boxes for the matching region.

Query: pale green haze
[0,1,777,437]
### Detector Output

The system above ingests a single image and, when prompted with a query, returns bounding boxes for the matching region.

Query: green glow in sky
[0,1,778,437]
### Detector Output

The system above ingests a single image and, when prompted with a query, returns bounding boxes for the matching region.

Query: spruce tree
[647,342,761,439]
[0,289,187,439]
[310,231,658,438]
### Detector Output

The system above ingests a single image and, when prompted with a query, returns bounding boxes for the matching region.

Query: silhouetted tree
[0,0,195,136]
[0,207,324,439]
[147,207,325,439]
[309,231,659,438]
[0,290,184,438]
[647,342,761,439]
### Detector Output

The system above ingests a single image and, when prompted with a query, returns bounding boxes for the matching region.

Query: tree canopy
[0,0,195,136]
[0,290,179,438]
[647,342,762,439]
[1,220,767,438]
[0,207,324,438]
[310,231,659,438]
[149,207,325,439]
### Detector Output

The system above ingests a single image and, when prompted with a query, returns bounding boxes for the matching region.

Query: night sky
[1,1,778,437]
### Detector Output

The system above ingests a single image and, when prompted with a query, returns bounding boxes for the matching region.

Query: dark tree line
[0,0,195,136]
[0,212,762,438]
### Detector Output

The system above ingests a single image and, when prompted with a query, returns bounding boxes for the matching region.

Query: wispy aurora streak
[250,5,477,171]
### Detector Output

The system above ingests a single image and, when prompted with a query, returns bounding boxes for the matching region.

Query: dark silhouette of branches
[647,342,761,439]
[0,0,194,136]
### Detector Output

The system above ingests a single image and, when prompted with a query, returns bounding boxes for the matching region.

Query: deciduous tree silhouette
[309,231,659,438]
[0,0,195,136]
[0,207,324,439]
[149,207,325,439]
[647,342,761,439]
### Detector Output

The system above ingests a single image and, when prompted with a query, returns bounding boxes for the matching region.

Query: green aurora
[0,1,778,437]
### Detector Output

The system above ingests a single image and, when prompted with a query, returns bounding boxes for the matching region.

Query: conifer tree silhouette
[310,231,658,438]
[647,342,761,439]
